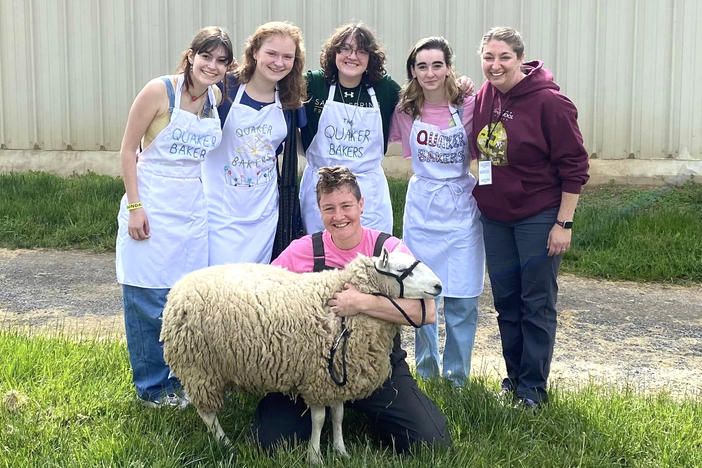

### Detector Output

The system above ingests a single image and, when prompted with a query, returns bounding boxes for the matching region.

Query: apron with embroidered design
[202,83,287,265]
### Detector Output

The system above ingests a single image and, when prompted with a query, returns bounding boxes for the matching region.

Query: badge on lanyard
[478,160,493,185]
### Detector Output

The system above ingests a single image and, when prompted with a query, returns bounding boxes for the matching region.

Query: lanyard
[484,93,510,152]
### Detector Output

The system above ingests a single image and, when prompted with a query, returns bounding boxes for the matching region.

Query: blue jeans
[415,296,479,386]
[122,285,181,401]
[480,207,561,403]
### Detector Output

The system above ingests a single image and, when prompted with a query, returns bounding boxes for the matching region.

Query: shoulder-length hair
[177,26,234,93]
[398,36,462,120]
[319,23,387,85]
[235,21,307,109]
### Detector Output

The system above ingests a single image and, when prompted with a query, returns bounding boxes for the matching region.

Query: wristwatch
[555,219,573,229]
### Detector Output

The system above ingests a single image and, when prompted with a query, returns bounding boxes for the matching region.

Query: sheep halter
[372,259,427,328]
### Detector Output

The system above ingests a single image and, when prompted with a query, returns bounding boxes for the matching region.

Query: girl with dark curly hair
[299,23,400,235]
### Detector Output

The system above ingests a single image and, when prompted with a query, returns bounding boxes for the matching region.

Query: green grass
[0,171,123,251]
[0,172,700,283]
[1,330,699,467]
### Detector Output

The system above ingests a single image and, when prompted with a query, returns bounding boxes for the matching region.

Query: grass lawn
[1,171,700,283]
[1,330,699,467]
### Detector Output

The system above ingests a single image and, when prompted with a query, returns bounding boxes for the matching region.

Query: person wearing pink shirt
[251,165,451,453]
[389,37,485,387]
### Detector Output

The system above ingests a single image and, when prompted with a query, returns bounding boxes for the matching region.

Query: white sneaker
[140,393,189,410]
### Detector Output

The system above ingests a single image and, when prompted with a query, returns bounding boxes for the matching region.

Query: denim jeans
[415,296,479,386]
[480,207,561,403]
[122,285,181,401]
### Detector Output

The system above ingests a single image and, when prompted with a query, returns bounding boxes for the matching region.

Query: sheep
[160,246,442,464]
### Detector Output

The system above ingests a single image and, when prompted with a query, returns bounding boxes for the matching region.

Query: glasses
[337,44,369,58]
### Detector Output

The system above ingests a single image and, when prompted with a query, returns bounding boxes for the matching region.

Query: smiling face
[335,36,370,87]
[189,45,229,87]
[411,48,451,95]
[319,185,365,249]
[253,34,296,86]
[481,39,525,93]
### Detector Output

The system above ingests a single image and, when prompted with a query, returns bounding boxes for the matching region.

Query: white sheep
[160,247,442,464]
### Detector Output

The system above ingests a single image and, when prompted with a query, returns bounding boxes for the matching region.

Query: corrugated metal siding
[1,0,700,159]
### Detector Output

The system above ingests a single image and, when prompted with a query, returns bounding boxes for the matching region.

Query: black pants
[251,359,452,453]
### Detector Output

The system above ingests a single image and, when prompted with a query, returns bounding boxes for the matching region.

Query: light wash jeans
[122,285,181,401]
[415,296,479,386]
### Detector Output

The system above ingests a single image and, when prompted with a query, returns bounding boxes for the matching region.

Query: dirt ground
[1,248,700,397]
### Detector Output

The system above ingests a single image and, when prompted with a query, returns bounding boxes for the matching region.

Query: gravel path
[1,248,700,396]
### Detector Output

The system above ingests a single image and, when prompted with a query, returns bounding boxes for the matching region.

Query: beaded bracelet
[126,202,143,211]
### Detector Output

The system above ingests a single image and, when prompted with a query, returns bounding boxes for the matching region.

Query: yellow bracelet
[126,202,143,211]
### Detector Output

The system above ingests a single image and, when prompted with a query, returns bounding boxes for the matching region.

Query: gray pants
[481,207,562,403]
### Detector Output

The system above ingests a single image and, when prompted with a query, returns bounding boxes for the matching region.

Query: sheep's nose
[434,283,442,295]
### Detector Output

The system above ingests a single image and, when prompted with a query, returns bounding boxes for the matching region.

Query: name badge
[478,160,492,185]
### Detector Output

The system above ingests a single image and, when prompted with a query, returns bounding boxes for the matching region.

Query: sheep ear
[377,246,390,269]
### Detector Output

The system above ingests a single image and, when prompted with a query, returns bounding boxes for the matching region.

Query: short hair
[316,166,362,205]
[479,26,525,58]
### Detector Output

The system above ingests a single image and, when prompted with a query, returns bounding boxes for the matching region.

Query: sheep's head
[371,247,442,299]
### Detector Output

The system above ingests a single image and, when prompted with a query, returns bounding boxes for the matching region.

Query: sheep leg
[330,402,349,458]
[307,405,325,465]
[197,408,230,446]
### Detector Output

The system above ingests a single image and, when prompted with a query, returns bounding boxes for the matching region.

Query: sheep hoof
[336,448,350,459]
[308,447,324,465]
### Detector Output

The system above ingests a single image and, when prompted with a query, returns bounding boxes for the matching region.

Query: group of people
[115,20,589,454]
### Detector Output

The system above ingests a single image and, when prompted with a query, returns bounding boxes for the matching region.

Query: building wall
[1,0,700,181]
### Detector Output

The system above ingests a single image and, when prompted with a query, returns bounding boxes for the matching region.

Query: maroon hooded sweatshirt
[471,60,589,223]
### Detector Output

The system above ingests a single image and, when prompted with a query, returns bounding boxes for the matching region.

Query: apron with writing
[202,84,287,265]
[116,74,221,288]
[300,84,392,234]
[405,105,484,297]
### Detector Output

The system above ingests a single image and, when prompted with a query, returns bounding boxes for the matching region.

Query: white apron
[404,105,484,297]
[116,75,221,288]
[300,84,392,234]
[202,84,287,265]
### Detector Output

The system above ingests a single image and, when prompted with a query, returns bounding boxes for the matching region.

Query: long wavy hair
[398,37,462,120]
[234,21,307,109]
[319,23,387,85]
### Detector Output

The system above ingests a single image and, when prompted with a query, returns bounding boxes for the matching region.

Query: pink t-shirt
[272,228,412,273]
[389,95,475,159]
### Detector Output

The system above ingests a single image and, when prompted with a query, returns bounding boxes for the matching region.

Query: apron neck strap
[173,74,185,111]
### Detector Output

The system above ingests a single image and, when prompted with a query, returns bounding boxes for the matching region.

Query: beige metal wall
[1,0,700,162]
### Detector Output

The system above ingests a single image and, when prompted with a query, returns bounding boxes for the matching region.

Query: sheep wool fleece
[160,256,402,412]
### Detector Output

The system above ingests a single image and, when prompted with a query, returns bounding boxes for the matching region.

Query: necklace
[338,83,362,128]
[186,86,208,102]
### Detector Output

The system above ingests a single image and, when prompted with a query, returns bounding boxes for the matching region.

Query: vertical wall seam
[164,0,170,73]
[62,0,71,147]
[129,0,136,99]
[667,0,678,156]
[628,0,638,156]
[0,3,5,145]
[97,0,105,148]
[591,0,600,154]
[28,0,38,147]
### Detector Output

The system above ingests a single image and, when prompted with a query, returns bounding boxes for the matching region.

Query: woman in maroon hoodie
[471,27,589,408]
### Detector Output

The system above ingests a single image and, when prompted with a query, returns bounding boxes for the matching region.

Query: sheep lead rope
[329,317,351,386]
[328,259,426,386]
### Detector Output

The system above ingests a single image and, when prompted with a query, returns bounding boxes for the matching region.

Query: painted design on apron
[415,127,466,164]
